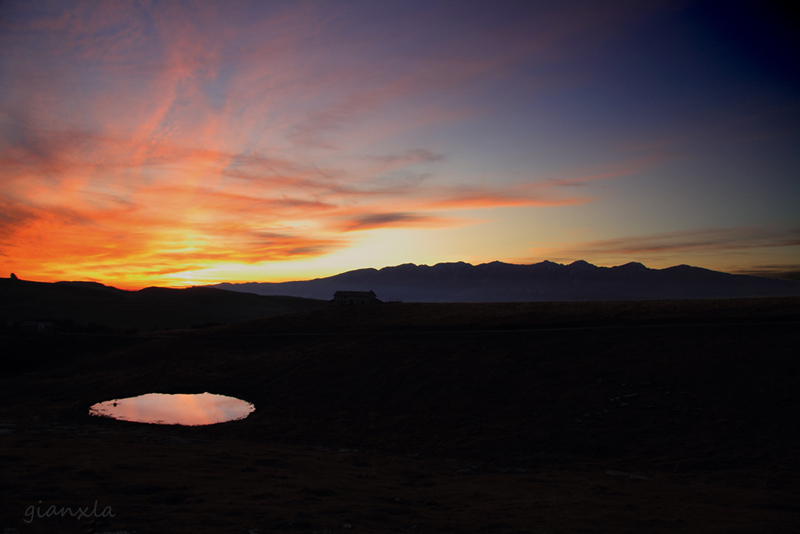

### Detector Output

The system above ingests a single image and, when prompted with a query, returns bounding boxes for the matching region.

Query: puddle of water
[89,392,255,426]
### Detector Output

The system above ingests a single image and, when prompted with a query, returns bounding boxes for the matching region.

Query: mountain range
[214,260,800,302]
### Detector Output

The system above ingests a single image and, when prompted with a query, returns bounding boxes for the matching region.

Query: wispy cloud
[733,263,800,277]
[541,153,676,188]
[525,227,800,269]
[573,227,800,255]
[367,149,444,166]
[334,212,451,232]
[425,183,594,210]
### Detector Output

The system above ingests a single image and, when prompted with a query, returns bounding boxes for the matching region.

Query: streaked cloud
[525,227,800,270]
[426,185,593,210]
[541,153,675,188]
[733,264,800,277]
[576,227,800,255]
[335,212,451,233]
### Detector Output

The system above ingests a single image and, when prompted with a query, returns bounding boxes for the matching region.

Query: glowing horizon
[1,1,798,289]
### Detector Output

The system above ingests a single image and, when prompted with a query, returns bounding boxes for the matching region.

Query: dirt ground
[1,298,799,533]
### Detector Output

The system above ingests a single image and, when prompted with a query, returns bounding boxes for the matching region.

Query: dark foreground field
[1,298,799,533]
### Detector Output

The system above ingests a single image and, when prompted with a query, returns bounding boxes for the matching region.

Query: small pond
[89,392,255,426]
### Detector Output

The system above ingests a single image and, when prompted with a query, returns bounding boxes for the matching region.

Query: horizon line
[5,259,800,291]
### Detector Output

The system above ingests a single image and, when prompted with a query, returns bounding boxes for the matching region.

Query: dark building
[331,290,380,306]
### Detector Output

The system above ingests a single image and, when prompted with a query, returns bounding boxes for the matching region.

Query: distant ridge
[213,260,800,302]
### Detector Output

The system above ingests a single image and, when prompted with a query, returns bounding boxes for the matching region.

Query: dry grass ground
[1,298,799,533]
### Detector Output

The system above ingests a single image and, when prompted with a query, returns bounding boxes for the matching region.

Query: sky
[1,0,798,289]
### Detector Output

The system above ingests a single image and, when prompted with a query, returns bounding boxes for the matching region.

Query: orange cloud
[427,189,593,210]
[541,152,676,187]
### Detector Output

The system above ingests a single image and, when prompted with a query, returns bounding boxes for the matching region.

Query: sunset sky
[1,0,798,289]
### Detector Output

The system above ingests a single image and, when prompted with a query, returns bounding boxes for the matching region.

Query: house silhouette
[331,290,380,306]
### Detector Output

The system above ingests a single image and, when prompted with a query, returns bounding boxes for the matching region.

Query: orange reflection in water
[89,392,255,426]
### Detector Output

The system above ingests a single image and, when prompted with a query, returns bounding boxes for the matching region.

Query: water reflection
[89,392,255,426]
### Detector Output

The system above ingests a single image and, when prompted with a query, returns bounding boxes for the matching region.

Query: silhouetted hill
[214,260,800,301]
[0,277,327,332]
